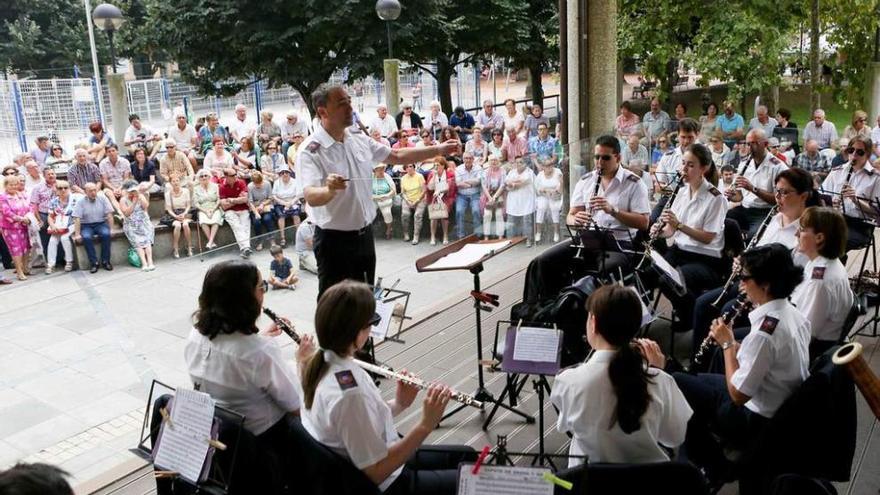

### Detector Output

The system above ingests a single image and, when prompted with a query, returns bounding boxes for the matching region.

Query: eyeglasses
[658,140,667,144]
[258,280,269,293]
[2,171,16,176]
[166,145,175,149]
[56,186,69,190]
[774,187,795,196]
[846,147,867,157]
[593,154,614,161]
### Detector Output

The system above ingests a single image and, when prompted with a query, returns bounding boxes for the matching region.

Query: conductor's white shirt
[301,352,400,491]
[669,178,728,258]
[571,165,650,242]
[790,256,853,342]
[741,153,788,208]
[733,299,810,418]
[184,328,301,436]
[297,123,391,230]
[551,350,693,467]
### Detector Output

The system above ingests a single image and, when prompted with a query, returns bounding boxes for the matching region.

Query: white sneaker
[535,231,542,243]
[553,231,560,242]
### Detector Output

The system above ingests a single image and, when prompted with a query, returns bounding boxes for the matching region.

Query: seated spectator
[449,106,476,142]
[505,157,537,247]
[524,104,550,140]
[247,171,275,251]
[165,173,193,258]
[528,122,558,166]
[166,112,199,168]
[0,462,75,495]
[228,104,256,146]
[72,182,114,273]
[368,104,398,141]
[99,144,131,202]
[193,170,223,249]
[87,121,114,163]
[272,168,302,247]
[416,129,435,149]
[107,180,155,271]
[803,108,839,152]
[481,156,506,240]
[830,137,851,168]
[294,217,317,274]
[843,109,870,142]
[794,139,831,182]
[66,149,102,194]
[502,98,525,138]
[487,128,504,161]
[372,163,397,240]
[616,101,642,141]
[369,128,391,148]
[45,144,71,173]
[30,136,51,169]
[218,168,252,258]
[642,97,670,145]
[699,102,720,142]
[749,105,778,136]
[21,160,44,196]
[719,164,735,191]
[707,135,730,168]
[281,112,310,158]
[198,112,231,154]
[477,99,505,142]
[424,100,449,139]
[455,153,483,239]
[776,107,796,130]
[286,132,305,169]
[426,156,456,245]
[673,102,688,122]
[651,133,670,165]
[232,136,257,180]
[204,136,235,179]
[501,127,528,164]
[439,126,462,160]
[268,245,298,290]
[768,137,789,164]
[716,100,745,148]
[30,167,57,259]
[396,101,423,137]
[159,138,195,188]
[391,129,415,150]
[399,163,426,244]
[130,148,161,193]
[0,175,33,280]
[45,180,80,273]
[464,126,488,166]
[124,114,161,160]
[256,110,282,150]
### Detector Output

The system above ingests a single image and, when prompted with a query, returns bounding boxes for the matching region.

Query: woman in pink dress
[0,175,34,280]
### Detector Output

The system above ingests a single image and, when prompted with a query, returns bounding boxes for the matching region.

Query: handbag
[127,247,142,268]
[159,191,177,227]
[428,198,448,220]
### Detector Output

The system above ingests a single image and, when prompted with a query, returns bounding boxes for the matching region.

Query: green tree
[503,0,559,105]
[820,0,880,109]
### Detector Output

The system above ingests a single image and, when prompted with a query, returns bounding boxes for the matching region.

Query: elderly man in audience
[31,136,51,168]
[642,97,670,145]
[281,111,310,157]
[229,104,256,146]
[218,167,252,258]
[166,112,199,168]
[717,100,745,148]
[368,104,399,142]
[21,160,44,195]
[524,104,550,140]
[198,112,230,153]
[454,152,483,239]
[159,138,195,188]
[621,134,651,191]
[476,99,505,141]
[67,149,102,194]
[803,108,839,155]
[72,182,114,273]
[30,167,57,256]
[749,105,778,136]
[124,114,162,159]
[793,139,831,183]
[501,126,528,165]
[99,144,131,202]
[45,180,81,273]
[528,122,558,166]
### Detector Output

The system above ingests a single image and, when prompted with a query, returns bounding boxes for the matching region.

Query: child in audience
[268,245,298,290]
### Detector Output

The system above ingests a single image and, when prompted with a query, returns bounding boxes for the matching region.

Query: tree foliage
[820,0,880,108]
[500,0,559,105]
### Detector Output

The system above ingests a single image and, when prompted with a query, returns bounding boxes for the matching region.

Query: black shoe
[102,261,113,271]
[90,263,99,274]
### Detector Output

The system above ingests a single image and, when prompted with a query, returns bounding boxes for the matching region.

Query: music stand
[416,234,534,427]
[565,224,625,281]
[851,197,880,337]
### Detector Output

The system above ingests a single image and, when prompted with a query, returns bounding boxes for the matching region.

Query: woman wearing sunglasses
[820,135,880,251]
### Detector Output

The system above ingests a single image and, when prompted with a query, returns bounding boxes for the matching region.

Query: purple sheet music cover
[501,326,562,375]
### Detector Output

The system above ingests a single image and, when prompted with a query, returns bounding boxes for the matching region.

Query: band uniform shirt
[301,352,401,491]
[183,328,301,436]
[655,147,683,186]
[669,177,728,258]
[758,213,808,266]
[570,165,650,242]
[297,123,391,230]
[821,161,880,221]
[732,299,811,418]
[741,153,788,209]
[550,350,693,467]
[790,256,853,342]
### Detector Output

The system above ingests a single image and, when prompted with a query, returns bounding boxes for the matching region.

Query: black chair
[555,461,709,495]
[769,474,837,495]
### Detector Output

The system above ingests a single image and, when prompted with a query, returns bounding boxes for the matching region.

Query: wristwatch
[720,341,733,351]
[610,205,619,216]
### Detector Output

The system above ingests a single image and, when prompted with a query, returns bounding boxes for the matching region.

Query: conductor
[298,84,460,297]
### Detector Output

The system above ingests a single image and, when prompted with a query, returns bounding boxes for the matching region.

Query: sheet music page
[626,286,655,327]
[457,465,554,495]
[650,250,685,288]
[512,327,559,363]
[426,240,512,270]
[370,300,395,341]
[153,389,215,483]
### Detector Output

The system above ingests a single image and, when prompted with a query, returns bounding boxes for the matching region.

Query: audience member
[66,149,101,194]
[748,105,777,136]
[159,138,195,188]
[776,107,796,130]
[505,157,537,247]
[501,127,528,164]
[370,163,397,240]
[229,104,256,145]
[193,170,223,249]
[204,136,235,179]
[793,139,831,182]
[487,128,504,161]
[476,99,504,141]
[481,156,506,240]
[295,218,318,274]
[45,180,80,273]
[426,156,456,245]
[651,133,671,165]
[286,133,305,168]
[843,110,871,142]
[439,126,462,159]
[256,110,282,150]
[768,137,789,164]
[130,148,160,193]
[247,171,274,250]
[165,173,194,258]
[0,175,33,280]
[673,102,688,123]
[534,160,563,243]
[272,168,302,247]
[424,100,449,139]
[717,100,745,148]
[399,163,426,244]
[369,128,391,148]
[464,126,488,165]
[368,104,398,141]
[232,136,257,179]
[166,112,199,168]
[72,182,114,273]
[29,167,57,254]
[99,144,131,201]
[87,121,114,163]
[123,114,161,159]
[615,101,642,140]
[199,112,230,153]
[30,136,51,169]
[21,160,44,195]
[45,144,71,172]
[268,245,298,290]
[218,168,252,258]
[707,136,730,168]
[699,102,720,142]
[454,153,483,239]
[529,122,558,165]
[803,108,839,152]
[449,106,475,141]
[523,104,549,140]
[396,101,423,136]
[502,98,525,138]
[830,137,851,168]
[642,97,670,144]
[108,180,155,271]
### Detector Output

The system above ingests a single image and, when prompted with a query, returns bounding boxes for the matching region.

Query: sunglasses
[368,313,382,327]
[3,171,16,176]
[166,145,175,149]
[846,147,867,157]
[258,280,269,293]
[593,154,613,161]
[56,186,69,190]
[658,140,667,144]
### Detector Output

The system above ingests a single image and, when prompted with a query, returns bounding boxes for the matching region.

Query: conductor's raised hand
[418,383,451,430]
[437,139,462,156]
[326,173,347,191]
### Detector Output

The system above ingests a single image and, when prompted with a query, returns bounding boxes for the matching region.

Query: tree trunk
[294,82,321,118]
[528,65,544,106]
[809,0,821,110]
[435,58,454,115]
[662,58,677,109]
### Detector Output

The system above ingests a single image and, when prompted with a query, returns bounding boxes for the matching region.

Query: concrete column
[868,61,880,124]
[585,0,617,138]
[384,59,400,117]
[566,0,583,197]
[106,73,129,148]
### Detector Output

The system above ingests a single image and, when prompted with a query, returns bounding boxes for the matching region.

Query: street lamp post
[91,3,128,148]
[376,0,401,117]
[92,3,125,73]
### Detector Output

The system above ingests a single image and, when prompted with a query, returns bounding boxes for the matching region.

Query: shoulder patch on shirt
[865,168,874,176]
[664,149,675,155]
[812,266,826,279]
[334,370,358,390]
[626,174,640,183]
[306,141,320,153]
[709,186,721,196]
[830,165,843,172]
[580,171,596,181]
[769,156,780,165]
[759,316,780,335]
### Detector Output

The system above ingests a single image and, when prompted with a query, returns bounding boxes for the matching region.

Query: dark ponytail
[587,285,652,434]
[687,143,718,186]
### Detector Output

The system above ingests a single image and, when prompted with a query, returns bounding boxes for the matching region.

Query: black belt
[315,225,372,237]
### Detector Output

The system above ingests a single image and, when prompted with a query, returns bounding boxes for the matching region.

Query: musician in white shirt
[725,128,789,238]
[820,136,880,250]
[551,285,692,466]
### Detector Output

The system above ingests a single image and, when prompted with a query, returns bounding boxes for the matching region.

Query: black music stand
[851,198,880,337]
[416,235,534,427]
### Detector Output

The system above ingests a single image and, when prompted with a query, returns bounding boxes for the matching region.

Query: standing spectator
[166,112,199,168]
[229,104,256,145]
[66,149,101,194]
[193,170,223,249]
[396,102,423,137]
[454,153,483,239]
[218,168,252,258]
[72,182,114,273]
[424,100,449,140]
[501,127,528,164]
[534,161,563,243]
[426,156,456,245]
[165,173,194,258]
[476,99,504,141]
[843,110,871,142]
[21,160,44,195]
[159,138,195,187]
[523,104,549,140]
[295,218,318,274]
[45,144,71,172]
[108,180,155,271]
[204,136,235,179]
[615,101,642,141]
[487,129,505,161]
[130,148,161,193]
[717,100,745,148]
[282,112,311,158]
[399,163,426,244]
[528,122,558,165]
[272,168,302,247]
[749,105,778,136]
[502,98,525,138]
[481,156,506,240]
[256,110,282,150]
[198,112,230,153]
[803,108,839,152]
[505,158,537,247]
[268,245,298,290]
[31,136,51,168]
[642,98,670,144]
[0,175,33,280]
[464,127,489,166]
[372,163,397,240]
[412,81,423,110]
[449,106,475,142]
[793,139,831,182]
[45,180,81,273]
[99,145,131,201]
[30,167,57,255]
[699,102,720,143]
[367,104,398,141]
[87,122,114,163]
[123,114,161,160]
[247,171,274,251]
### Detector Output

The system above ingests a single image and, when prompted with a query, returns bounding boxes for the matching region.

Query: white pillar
[384,59,400,117]
[868,61,880,126]
[106,73,129,147]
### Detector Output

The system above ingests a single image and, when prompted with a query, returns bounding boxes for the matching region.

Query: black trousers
[384,445,477,495]
[645,245,725,330]
[0,234,11,269]
[844,215,873,252]
[691,285,749,368]
[726,206,772,240]
[313,226,376,300]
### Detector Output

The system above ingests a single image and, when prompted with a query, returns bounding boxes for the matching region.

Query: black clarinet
[262,307,300,344]
[841,163,854,216]
[587,171,602,228]
[692,292,753,368]
[635,172,683,271]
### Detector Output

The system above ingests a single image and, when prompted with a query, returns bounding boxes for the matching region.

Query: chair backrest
[555,461,708,495]
[839,294,866,343]
[722,218,744,260]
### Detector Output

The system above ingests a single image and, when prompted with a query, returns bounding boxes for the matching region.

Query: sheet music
[626,286,656,327]
[425,240,512,270]
[153,389,215,483]
[650,250,685,288]
[512,327,559,363]
[370,300,395,341]
[457,465,554,495]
